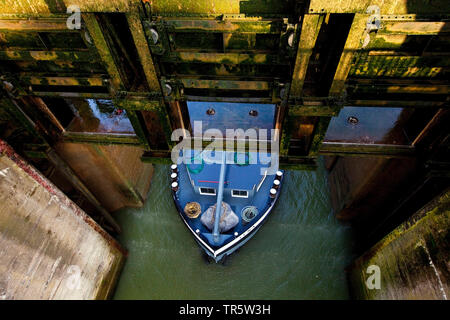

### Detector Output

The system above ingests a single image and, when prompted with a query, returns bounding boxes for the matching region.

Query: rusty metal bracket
[143,19,171,56]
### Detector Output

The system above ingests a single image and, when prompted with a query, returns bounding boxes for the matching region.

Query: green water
[112,158,354,299]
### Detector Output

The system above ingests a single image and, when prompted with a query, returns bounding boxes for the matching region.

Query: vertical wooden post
[126,8,161,92]
[290,14,324,97]
[308,13,368,156]
[308,116,332,156]
[157,101,176,150]
[82,13,124,95]
[329,13,368,96]
[125,109,151,149]
[280,14,324,157]
[126,8,175,151]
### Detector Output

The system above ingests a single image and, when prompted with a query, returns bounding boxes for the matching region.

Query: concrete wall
[347,189,450,300]
[0,140,125,299]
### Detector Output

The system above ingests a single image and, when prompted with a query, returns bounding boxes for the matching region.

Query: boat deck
[174,153,279,249]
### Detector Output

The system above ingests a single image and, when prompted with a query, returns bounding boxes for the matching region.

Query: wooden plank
[149,0,241,15]
[348,99,447,108]
[165,18,283,33]
[126,10,161,92]
[114,98,160,111]
[351,83,450,94]
[308,0,450,14]
[290,14,324,97]
[126,10,172,150]
[412,109,449,146]
[155,102,176,149]
[381,84,449,94]
[25,92,111,99]
[350,55,450,78]
[164,52,287,65]
[288,105,340,116]
[30,96,66,132]
[0,0,132,14]
[62,132,142,146]
[329,14,369,96]
[82,13,123,94]
[0,50,93,61]
[22,75,105,87]
[379,21,450,35]
[180,78,270,90]
[0,18,70,31]
[308,116,332,156]
[141,152,173,165]
[320,142,416,157]
[125,110,150,149]
[279,113,293,157]
[184,95,273,103]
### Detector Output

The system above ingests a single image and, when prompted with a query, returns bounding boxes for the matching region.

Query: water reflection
[66,99,135,134]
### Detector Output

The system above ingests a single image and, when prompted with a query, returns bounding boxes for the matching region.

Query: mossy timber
[0,0,449,301]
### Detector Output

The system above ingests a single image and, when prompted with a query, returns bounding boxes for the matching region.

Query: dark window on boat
[199,187,216,196]
[232,190,248,198]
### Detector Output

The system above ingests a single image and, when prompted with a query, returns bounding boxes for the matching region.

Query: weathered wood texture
[0,1,448,163]
[290,14,323,97]
[0,140,125,300]
[309,0,449,14]
[54,142,153,212]
[0,0,131,14]
[348,189,450,300]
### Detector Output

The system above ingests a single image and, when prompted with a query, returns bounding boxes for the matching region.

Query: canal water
[112,158,355,299]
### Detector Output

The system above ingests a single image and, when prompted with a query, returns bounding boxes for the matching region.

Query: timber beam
[280,14,324,157]
[0,50,94,61]
[319,142,416,158]
[126,8,161,92]
[329,13,369,97]
[161,52,289,65]
[62,132,141,146]
[82,13,124,94]
[308,0,449,14]
[164,18,284,34]
[290,14,324,98]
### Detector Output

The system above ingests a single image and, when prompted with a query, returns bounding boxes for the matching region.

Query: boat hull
[171,174,283,263]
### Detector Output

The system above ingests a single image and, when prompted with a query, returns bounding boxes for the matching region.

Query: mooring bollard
[272,179,280,190]
[270,188,277,199]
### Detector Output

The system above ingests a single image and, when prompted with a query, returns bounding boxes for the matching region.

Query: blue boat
[170,149,283,263]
